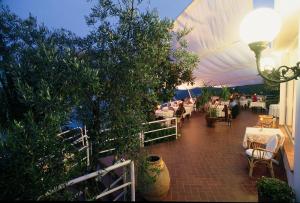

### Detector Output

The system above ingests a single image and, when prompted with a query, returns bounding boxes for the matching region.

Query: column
[279,82,286,125]
[293,79,300,200]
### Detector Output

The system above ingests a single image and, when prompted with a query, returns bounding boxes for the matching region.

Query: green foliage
[0,6,99,200]
[80,0,198,162]
[0,0,198,199]
[219,86,230,101]
[257,176,296,203]
[207,107,217,118]
[196,84,213,110]
[136,153,161,192]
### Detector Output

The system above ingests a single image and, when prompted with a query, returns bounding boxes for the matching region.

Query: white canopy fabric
[173,0,264,87]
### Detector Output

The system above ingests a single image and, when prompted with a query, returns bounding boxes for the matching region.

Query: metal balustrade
[39,159,135,201]
[47,117,177,200]
[98,117,178,153]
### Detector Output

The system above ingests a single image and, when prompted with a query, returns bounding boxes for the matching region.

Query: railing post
[84,125,90,167]
[130,161,135,201]
[123,163,127,201]
[175,117,178,139]
[139,132,144,148]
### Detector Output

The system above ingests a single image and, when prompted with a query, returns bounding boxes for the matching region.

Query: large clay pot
[205,115,217,127]
[139,155,170,201]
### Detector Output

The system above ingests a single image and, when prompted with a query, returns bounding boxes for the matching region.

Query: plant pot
[257,190,272,202]
[205,115,217,127]
[138,155,170,201]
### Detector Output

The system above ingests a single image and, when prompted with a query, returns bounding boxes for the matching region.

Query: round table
[269,104,280,117]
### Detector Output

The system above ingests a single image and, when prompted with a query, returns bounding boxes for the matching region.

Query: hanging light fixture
[240,8,300,83]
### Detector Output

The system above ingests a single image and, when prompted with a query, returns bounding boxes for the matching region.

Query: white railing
[46,117,177,200]
[57,126,90,167]
[98,117,178,153]
[39,159,135,201]
[140,117,177,147]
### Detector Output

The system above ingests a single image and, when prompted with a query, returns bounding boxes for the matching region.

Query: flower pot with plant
[205,107,218,127]
[257,176,296,203]
[137,154,170,201]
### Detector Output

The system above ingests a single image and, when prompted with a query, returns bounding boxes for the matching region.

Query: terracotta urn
[139,155,170,201]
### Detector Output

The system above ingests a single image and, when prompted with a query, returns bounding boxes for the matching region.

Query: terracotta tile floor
[139,110,287,202]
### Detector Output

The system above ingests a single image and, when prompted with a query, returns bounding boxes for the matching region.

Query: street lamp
[240,8,300,83]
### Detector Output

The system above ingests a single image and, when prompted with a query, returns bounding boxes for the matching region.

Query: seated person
[222,104,229,121]
[175,103,186,127]
[214,98,220,106]
[167,103,175,111]
[252,93,258,102]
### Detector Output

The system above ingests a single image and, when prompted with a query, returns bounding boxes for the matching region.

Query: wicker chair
[245,134,280,177]
[253,115,275,128]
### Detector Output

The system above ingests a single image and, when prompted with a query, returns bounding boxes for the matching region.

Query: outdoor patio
[142,110,287,202]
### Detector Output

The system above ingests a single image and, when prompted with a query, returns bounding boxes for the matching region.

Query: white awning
[174,0,264,87]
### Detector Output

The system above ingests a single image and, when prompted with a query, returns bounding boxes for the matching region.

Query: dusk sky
[2,0,274,37]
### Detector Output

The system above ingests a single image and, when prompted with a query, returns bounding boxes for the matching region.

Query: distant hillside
[174,84,279,100]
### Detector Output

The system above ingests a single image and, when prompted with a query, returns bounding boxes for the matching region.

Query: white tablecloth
[216,105,225,117]
[209,104,230,117]
[269,104,280,117]
[242,127,285,149]
[155,109,174,118]
[249,101,266,109]
[239,99,251,106]
[183,106,193,118]
[220,101,230,106]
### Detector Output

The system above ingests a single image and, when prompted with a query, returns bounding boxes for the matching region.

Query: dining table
[242,127,285,149]
[269,104,280,117]
[249,101,266,109]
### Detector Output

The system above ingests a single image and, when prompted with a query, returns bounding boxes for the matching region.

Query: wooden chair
[245,134,280,178]
[254,115,274,128]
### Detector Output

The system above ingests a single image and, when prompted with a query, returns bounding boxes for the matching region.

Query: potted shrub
[257,176,296,202]
[196,84,213,112]
[219,86,230,101]
[137,154,170,201]
[205,107,217,127]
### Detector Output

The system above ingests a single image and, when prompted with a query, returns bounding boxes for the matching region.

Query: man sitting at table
[175,103,186,128]
[167,103,175,111]
[252,93,258,102]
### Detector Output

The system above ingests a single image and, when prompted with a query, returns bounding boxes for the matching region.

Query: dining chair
[245,134,280,177]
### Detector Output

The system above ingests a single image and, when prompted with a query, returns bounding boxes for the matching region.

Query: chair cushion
[266,135,278,152]
[245,149,272,160]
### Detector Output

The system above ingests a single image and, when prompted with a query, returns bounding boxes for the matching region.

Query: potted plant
[220,86,230,101]
[137,154,170,201]
[205,107,217,127]
[257,176,296,202]
[196,84,213,112]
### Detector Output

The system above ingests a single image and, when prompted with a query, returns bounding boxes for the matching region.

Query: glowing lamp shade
[261,57,275,71]
[240,8,282,44]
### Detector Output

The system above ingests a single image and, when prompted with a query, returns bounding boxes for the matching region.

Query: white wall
[294,80,300,201]
[275,0,300,200]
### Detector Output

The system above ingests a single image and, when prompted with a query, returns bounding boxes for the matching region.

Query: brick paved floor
[139,110,287,202]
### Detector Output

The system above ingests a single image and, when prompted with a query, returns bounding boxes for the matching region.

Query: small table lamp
[260,117,264,131]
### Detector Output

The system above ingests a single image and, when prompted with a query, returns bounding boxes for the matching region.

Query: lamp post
[240,8,300,83]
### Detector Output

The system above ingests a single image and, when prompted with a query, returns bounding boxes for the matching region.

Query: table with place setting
[155,108,174,119]
[249,101,266,112]
[269,104,280,117]
[239,99,251,107]
[242,127,285,149]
